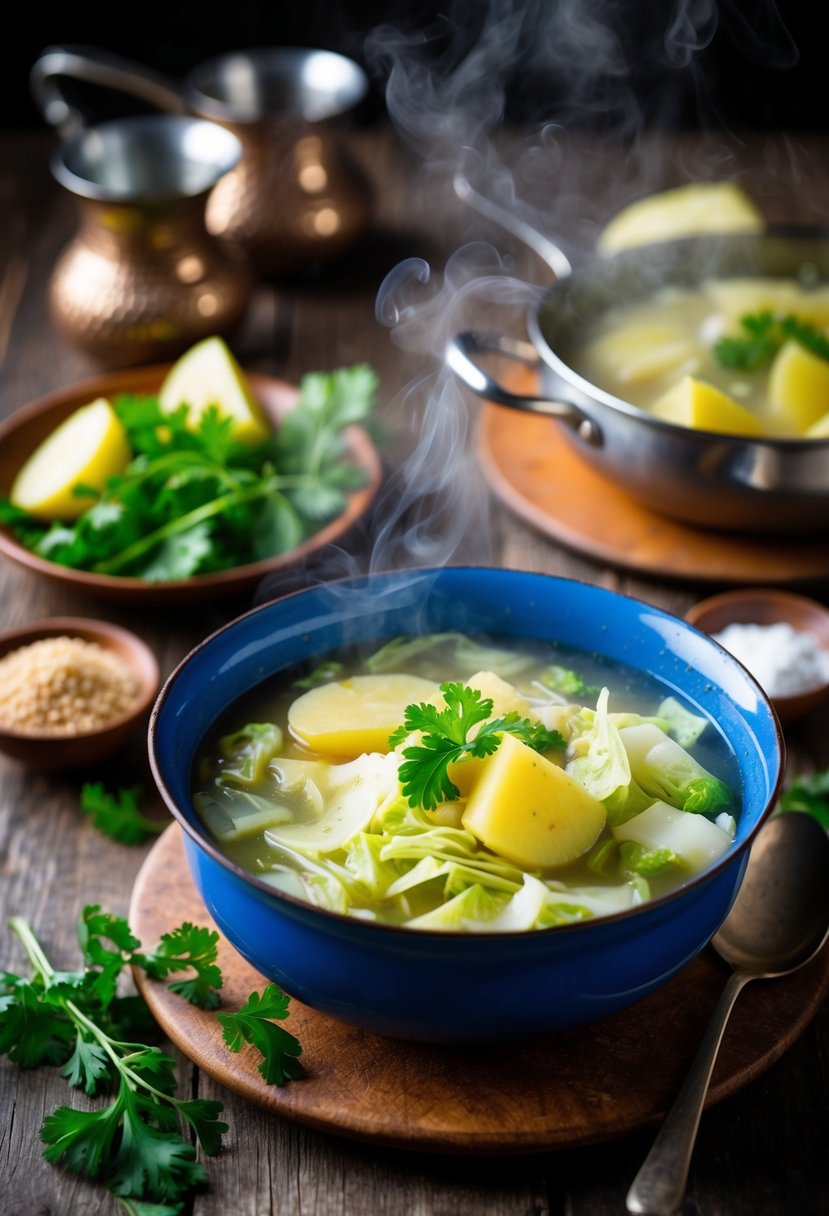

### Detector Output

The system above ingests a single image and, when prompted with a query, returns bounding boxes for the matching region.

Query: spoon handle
[626,968,751,1216]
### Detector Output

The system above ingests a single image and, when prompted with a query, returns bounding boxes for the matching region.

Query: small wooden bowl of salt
[0,617,159,769]
[686,588,829,724]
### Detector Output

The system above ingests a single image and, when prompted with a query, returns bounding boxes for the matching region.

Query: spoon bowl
[713,812,829,975]
[627,811,829,1216]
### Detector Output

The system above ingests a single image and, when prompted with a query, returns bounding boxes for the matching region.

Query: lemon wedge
[158,336,271,445]
[10,397,131,521]
[597,182,764,258]
[651,376,765,437]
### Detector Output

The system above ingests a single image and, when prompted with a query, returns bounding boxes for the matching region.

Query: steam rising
[255,0,807,611]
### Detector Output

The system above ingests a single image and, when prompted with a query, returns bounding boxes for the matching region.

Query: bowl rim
[148,565,786,942]
[0,615,159,741]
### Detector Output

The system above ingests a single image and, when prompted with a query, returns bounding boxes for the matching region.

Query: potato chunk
[464,670,534,720]
[596,182,763,257]
[288,674,438,757]
[651,375,764,437]
[708,279,829,328]
[588,324,697,386]
[768,341,829,435]
[446,670,535,797]
[461,734,607,869]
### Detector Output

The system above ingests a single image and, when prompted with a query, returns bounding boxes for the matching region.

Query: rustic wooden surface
[2,124,829,1216]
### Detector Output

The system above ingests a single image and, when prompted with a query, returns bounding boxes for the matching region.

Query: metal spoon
[626,811,829,1216]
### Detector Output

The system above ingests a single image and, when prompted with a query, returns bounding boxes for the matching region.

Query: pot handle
[30,44,187,136]
[453,174,573,282]
[446,331,601,446]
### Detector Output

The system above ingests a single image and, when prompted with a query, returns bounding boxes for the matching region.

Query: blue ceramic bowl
[149,567,784,1044]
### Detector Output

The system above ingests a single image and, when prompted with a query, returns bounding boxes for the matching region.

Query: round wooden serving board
[478,404,829,586]
[130,826,829,1154]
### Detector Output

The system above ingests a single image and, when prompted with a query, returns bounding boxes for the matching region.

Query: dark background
[3,1,825,136]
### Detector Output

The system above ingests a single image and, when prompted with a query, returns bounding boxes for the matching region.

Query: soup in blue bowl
[149,567,783,1043]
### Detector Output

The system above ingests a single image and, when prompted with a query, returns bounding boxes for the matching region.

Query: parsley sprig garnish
[0,365,377,583]
[713,310,829,371]
[389,682,565,810]
[1,904,302,1208]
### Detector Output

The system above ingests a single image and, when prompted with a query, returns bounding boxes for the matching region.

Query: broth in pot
[573,276,829,439]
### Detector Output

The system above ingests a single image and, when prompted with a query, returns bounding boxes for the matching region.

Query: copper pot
[32,45,374,275]
[47,115,251,368]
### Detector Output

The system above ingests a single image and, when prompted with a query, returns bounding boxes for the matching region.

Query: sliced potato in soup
[768,341,829,434]
[288,673,439,757]
[596,181,763,257]
[587,323,698,387]
[462,734,607,869]
[651,375,765,437]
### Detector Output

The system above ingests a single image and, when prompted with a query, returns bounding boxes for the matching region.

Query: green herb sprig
[0,365,377,583]
[389,682,565,810]
[218,986,304,1085]
[713,310,829,371]
[0,904,302,1209]
[777,768,829,827]
[80,784,168,845]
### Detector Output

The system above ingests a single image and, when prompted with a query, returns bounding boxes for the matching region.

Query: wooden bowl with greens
[0,342,381,604]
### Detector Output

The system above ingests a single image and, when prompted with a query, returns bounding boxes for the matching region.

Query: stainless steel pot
[447,179,829,535]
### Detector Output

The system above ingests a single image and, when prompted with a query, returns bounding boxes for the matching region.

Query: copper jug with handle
[32,44,374,275]
[43,113,251,368]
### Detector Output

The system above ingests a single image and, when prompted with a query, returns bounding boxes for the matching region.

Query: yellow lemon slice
[10,397,131,521]
[159,336,271,445]
[651,375,765,437]
[597,182,764,258]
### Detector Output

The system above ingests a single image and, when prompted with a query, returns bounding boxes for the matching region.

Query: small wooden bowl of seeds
[0,617,159,769]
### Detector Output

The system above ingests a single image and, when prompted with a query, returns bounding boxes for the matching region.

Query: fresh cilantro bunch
[713,311,829,371]
[0,365,377,583]
[0,904,302,1209]
[389,682,565,810]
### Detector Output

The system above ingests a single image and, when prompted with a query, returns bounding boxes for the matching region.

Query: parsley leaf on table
[0,364,377,582]
[116,1199,184,1215]
[389,682,566,810]
[217,984,303,1086]
[1,906,302,1207]
[135,923,223,1010]
[80,784,168,845]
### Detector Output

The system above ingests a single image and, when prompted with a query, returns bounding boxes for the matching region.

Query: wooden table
[1,124,828,1216]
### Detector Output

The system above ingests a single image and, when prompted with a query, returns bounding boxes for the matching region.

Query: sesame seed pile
[0,636,140,736]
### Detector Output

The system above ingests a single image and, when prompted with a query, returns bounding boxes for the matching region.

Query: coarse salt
[712,621,829,698]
